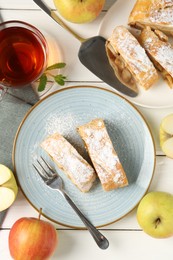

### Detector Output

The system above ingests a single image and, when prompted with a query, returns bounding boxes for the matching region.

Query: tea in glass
[0,20,48,89]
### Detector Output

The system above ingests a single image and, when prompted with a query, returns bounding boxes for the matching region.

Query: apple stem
[38,208,43,220]
[155,218,161,229]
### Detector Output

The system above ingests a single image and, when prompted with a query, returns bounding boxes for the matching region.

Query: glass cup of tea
[0,20,48,100]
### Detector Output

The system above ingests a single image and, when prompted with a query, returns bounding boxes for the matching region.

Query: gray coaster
[0,87,39,226]
[0,211,6,228]
[0,87,39,168]
[7,85,39,106]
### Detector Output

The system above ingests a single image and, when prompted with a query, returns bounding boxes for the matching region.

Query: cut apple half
[0,187,16,212]
[161,114,173,135]
[162,138,173,158]
[160,114,173,158]
[0,164,18,212]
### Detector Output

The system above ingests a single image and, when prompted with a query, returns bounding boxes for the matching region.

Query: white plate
[98,0,173,108]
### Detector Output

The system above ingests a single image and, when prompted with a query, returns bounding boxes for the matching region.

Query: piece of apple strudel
[77,118,128,191]
[105,26,158,93]
[128,0,173,34]
[41,133,96,192]
[139,26,173,88]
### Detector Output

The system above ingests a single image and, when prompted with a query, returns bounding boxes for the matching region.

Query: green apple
[0,164,18,212]
[53,0,105,24]
[160,114,173,158]
[137,191,173,238]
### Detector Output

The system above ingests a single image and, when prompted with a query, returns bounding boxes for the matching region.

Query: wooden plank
[1,228,173,260]
[0,0,117,10]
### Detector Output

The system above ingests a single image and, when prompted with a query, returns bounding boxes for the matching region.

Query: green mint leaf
[37,62,66,91]
[46,63,66,71]
[54,74,66,86]
[38,74,47,92]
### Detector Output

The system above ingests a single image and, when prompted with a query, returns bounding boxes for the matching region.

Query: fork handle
[61,191,109,250]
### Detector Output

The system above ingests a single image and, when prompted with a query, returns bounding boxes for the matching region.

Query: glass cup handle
[0,85,7,101]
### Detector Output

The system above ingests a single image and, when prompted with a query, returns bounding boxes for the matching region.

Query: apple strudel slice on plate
[105,26,158,93]
[139,26,173,88]
[128,0,173,34]
[41,133,96,192]
[77,118,128,191]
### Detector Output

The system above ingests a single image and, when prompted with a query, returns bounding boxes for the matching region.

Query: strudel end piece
[139,26,173,88]
[128,0,173,34]
[41,133,96,192]
[105,26,158,92]
[77,118,128,191]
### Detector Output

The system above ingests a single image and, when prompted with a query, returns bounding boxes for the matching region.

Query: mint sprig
[38,74,47,92]
[38,62,66,92]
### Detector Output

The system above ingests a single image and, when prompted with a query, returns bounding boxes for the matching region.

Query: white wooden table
[1,1,173,259]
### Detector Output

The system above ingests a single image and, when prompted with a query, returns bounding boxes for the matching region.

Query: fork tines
[33,156,56,181]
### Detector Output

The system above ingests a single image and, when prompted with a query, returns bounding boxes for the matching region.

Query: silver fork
[33,156,109,250]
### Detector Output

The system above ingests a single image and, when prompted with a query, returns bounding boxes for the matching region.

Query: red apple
[9,216,58,260]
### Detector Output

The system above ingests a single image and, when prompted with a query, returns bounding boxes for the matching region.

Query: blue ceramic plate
[13,86,155,228]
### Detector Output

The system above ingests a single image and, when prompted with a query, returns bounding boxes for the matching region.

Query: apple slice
[159,114,173,158]
[0,164,18,212]
[161,137,173,158]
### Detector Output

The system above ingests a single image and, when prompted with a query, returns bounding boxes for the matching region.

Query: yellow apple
[160,114,173,158]
[53,0,105,24]
[137,191,173,238]
[0,164,18,212]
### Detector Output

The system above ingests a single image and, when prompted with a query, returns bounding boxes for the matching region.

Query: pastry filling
[106,42,137,91]
[162,70,173,88]
[140,27,173,88]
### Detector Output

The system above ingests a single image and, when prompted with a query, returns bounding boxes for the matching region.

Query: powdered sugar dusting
[113,172,122,183]
[41,133,96,192]
[45,112,77,136]
[155,45,173,76]
[109,26,157,86]
[150,0,173,23]
[30,113,79,163]
[78,119,128,189]
[143,29,173,77]
[150,9,173,23]
[85,128,119,171]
